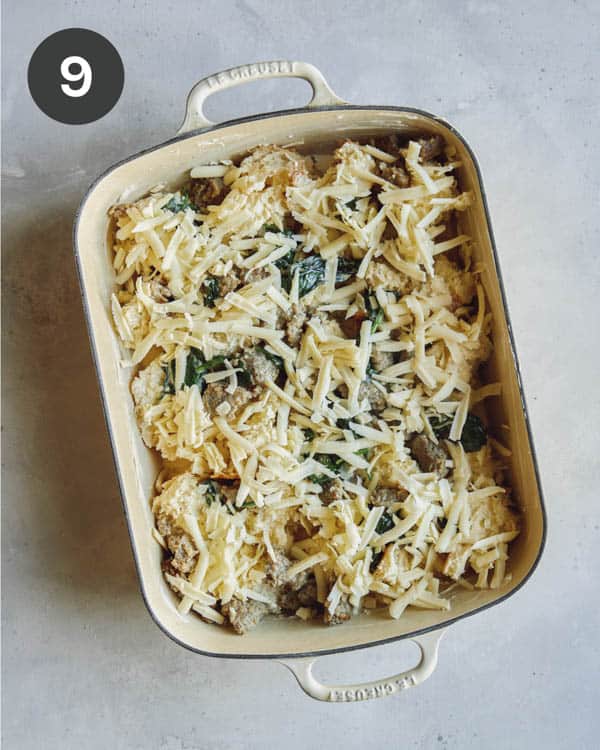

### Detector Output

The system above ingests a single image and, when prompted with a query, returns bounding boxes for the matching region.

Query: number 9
[60,56,92,98]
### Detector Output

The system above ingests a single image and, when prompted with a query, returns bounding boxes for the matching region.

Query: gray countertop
[2,1,599,748]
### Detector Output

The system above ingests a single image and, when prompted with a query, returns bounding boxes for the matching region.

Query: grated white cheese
[111,139,518,632]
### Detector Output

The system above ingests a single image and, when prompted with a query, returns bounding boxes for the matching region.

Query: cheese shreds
[286,552,329,579]
[110,138,519,634]
[357,506,385,552]
[214,417,255,455]
[111,294,133,344]
[225,292,276,324]
[319,233,351,258]
[362,143,397,163]
[276,394,291,447]
[471,530,519,551]
[389,577,429,619]
[348,421,393,444]
[192,603,226,624]
[330,280,367,302]
[203,368,242,384]
[375,511,421,546]
[450,385,471,441]
[357,320,372,380]
[190,164,229,178]
[312,355,333,412]
[433,234,471,256]
[265,381,311,415]
[266,285,291,312]
[151,527,167,549]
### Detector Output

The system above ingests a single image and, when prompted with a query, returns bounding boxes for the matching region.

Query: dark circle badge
[28,28,124,125]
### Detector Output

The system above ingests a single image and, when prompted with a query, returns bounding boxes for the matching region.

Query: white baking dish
[73,61,546,702]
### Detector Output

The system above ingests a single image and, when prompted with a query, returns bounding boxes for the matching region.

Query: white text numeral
[60,56,92,98]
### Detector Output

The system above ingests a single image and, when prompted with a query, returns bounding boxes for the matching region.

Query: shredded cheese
[110,139,519,633]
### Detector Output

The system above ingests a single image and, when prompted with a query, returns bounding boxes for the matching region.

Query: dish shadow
[2,200,139,603]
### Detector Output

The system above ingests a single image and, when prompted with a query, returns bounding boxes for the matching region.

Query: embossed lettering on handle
[178,60,346,134]
[279,629,446,703]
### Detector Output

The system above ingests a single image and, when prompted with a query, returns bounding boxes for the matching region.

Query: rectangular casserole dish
[73,61,546,702]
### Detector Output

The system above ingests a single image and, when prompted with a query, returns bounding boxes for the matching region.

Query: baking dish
[73,61,546,701]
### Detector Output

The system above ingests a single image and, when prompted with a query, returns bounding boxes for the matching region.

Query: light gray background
[2,1,599,748]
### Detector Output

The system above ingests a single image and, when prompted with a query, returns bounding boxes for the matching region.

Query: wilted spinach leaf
[162,192,196,213]
[369,549,384,573]
[315,453,346,473]
[263,223,294,237]
[162,360,176,395]
[363,292,384,333]
[275,247,296,271]
[235,367,253,389]
[281,254,326,296]
[202,479,219,507]
[375,511,395,535]
[202,480,253,511]
[236,500,256,511]
[430,412,487,453]
[429,414,452,435]
[458,414,488,452]
[184,348,206,387]
[202,276,221,307]
[274,248,297,291]
[309,453,349,484]
[308,474,331,486]
[336,257,360,285]
[297,254,326,297]
[184,350,227,389]
[370,307,384,333]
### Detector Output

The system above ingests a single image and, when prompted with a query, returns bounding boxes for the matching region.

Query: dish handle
[178,60,346,134]
[278,629,446,702]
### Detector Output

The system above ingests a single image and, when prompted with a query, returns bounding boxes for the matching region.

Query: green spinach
[202,479,219,507]
[297,254,326,297]
[275,247,296,271]
[375,511,394,535]
[236,500,256,511]
[184,348,206,388]
[161,360,176,395]
[263,223,294,237]
[201,276,221,307]
[335,257,360,285]
[370,307,384,333]
[274,248,297,291]
[308,474,331,486]
[278,252,327,297]
[184,350,227,389]
[281,254,326,296]
[369,549,384,573]
[363,292,384,333]
[162,193,196,213]
[309,453,348,484]
[429,412,487,453]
